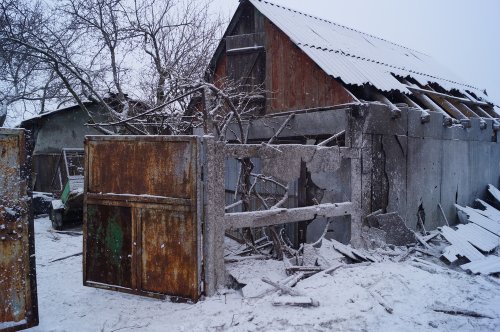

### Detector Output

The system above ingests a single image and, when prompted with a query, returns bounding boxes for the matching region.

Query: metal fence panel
[0,128,38,332]
[84,136,202,302]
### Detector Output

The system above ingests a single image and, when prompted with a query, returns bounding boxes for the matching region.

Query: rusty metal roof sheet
[461,256,500,275]
[250,0,491,100]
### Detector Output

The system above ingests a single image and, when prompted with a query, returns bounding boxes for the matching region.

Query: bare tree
[0,0,223,132]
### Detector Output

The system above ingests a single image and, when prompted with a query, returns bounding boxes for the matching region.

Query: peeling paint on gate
[83,136,203,302]
[0,128,38,332]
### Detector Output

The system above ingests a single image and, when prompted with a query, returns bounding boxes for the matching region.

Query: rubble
[416,184,500,276]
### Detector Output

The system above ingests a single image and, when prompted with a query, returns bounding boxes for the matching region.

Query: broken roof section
[249,0,493,103]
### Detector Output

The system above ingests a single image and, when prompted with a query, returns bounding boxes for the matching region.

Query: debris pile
[224,228,380,308]
[419,184,500,275]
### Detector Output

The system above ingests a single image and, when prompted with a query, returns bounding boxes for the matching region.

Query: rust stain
[0,129,38,331]
[88,140,194,198]
[141,209,198,300]
[84,136,200,302]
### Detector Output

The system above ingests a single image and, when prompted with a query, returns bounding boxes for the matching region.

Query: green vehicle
[49,148,84,230]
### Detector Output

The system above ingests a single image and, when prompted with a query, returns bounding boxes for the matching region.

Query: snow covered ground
[32,216,500,332]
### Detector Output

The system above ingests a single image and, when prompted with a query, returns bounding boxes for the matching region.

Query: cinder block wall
[349,104,500,230]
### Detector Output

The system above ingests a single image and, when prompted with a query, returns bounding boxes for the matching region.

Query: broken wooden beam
[432,306,493,319]
[405,85,490,108]
[261,277,303,297]
[285,266,324,275]
[272,296,320,307]
[369,290,393,314]
[224,255,268,263]
[224,202,353,230]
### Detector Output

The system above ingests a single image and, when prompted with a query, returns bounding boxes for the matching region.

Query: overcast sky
[210,0,500,105]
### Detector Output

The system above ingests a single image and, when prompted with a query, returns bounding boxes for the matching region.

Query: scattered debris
[225,255,268,263]
[427,184,500,276]
[261,277,304,297]
[440,226,485,263]
[431,303,494,319]
[272,296,320,308]
[331,238,376,262]
[455,205,500,237]
[49,252,83,263]
[368,290,393,314]
[365,212,416,246]
[487,184,500,209]
[461,256,500,275]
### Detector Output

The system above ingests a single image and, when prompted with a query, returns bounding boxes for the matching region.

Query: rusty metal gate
[0,129,38,331]
[83,136,203,301]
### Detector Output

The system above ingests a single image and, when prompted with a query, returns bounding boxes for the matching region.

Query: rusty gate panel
[0,128,38,332]
[87,139,194,198]
[84,136,202,302]
[85,205,133,288]
[140,208,198,300]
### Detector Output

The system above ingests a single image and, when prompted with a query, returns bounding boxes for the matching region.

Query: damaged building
[206,0,500,245]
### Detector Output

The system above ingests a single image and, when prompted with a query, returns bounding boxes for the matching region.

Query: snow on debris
[31,216,500,332]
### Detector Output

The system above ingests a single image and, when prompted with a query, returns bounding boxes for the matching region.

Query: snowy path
[32,217,500,331]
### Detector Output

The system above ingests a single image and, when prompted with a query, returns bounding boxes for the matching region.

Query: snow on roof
[19,102,93,126]
[250,0,490,99]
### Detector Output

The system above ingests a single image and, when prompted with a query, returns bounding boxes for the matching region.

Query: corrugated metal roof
[455,223,500,253]
[456,205,500,237]
[250,0,490,100]
[440,226,485,262]
[461,256,500,275]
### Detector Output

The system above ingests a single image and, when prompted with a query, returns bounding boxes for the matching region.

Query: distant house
[19,102,104,192]
[206,0,500,244]
[19,94,149,192]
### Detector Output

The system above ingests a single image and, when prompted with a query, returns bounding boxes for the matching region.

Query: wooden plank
[224,202,353,230]
[272,296,320,307]
[330,239,361,261]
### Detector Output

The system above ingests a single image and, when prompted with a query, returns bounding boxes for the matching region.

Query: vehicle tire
[50,208,64,230]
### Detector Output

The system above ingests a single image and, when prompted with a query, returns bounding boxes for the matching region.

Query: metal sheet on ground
[0,129,38,331]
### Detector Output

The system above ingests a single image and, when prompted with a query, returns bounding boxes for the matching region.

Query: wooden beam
[401,95,430,122]
[425,92,468,121]
[371,92,401,119]
[406,85,490,108]
[399,79,450,117]
[317,130,345,147]
[224,202,353,230]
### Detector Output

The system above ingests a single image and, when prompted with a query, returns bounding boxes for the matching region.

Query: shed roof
[19,102,95,128]
[249,0,492,102]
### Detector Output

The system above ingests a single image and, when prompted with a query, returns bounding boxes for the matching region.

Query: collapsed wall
[349,103,500,231]
[235,103,500,245]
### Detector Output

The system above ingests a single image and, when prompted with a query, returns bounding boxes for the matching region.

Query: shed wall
[351,105,500,230]
[263,19,355,114]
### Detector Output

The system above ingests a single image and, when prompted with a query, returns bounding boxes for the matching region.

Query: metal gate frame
[83,135,204,301]
[0,128,38,332]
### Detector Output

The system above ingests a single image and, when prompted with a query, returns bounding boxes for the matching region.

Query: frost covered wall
[229,103,500,244]
[349,103,500,230]
[20,106,102,192]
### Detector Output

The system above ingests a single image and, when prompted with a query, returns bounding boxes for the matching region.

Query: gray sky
[210,0,500,105]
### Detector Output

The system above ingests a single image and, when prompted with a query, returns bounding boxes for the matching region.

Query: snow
[32,216,500,331]
[51,199,64,210]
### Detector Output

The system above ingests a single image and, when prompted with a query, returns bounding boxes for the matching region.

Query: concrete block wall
[351,104,500,230]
